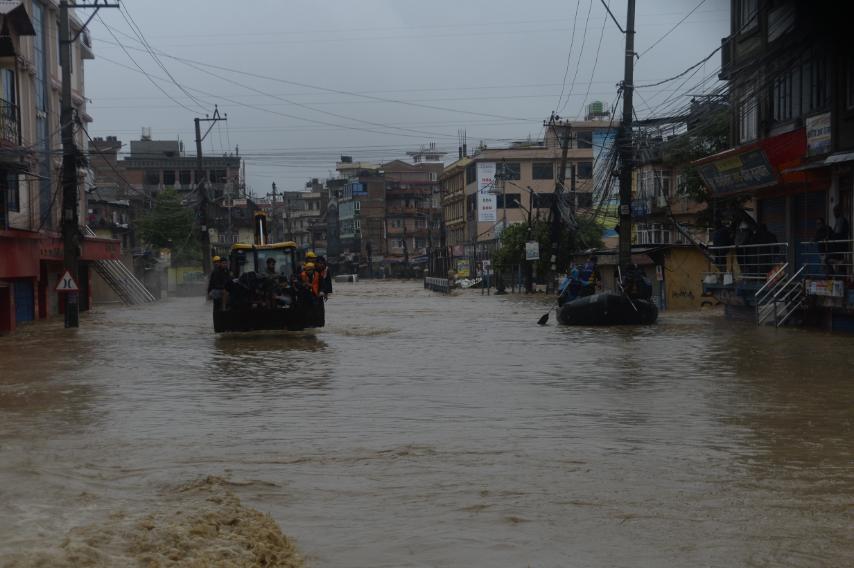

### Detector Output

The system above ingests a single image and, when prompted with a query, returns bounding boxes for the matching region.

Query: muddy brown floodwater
[1,280,853,567]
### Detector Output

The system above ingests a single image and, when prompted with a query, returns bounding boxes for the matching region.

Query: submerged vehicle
[556,292,658,326]
[212,214,325,333]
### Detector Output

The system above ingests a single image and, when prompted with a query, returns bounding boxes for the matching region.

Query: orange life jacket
[300,270,320,295]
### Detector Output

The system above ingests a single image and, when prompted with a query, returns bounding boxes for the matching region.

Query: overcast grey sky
[85,0,730,194]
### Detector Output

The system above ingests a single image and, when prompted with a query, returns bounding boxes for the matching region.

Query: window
[6,173,19,212]
[162,170,176,186]
[496,193,521,208]
[738,0,758,32]
[802,58,829,114]
[576,131,593,149]
[354,219,361,232]
[415,218,426,228]
[391,218,402,228]
[210,169,227,183]
[415,238,426,248]
[465,162,477,185]
[496,161,521,180]
[738,90,758,143]
[144,171,160,185]
[532,193,554,209]
[576,162,593,179]
[354,200,361,212]
[179,170,192,186]
[532,162,554,180]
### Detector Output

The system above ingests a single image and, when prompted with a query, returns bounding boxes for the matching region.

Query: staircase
[83,226,157,305]
[755,264,806,327]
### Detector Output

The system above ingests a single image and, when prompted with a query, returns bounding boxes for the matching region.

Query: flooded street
[1,280,853,567]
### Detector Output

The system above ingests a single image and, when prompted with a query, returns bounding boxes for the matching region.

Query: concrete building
[700,1,854,330]
[439,121,611,275]
[1,2,120,335]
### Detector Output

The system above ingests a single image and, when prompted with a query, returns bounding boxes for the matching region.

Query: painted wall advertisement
[476,161,497,222]
[455,259,470,278]
[806,112,831,156]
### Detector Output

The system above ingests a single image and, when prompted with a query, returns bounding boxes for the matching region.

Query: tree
[136,189,200,263]
[493,216,603,279]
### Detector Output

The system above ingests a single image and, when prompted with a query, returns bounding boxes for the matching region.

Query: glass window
[576,131,593,149]
[144,171,160,185]
[576,162,593,179]
[738,90,757,143]
[738,0,758,32]
[496,162,521,180]
[465,162,477,185]
[179,170,192,185]
[532,162,554,180]
[255,249,295,279]
[6,172,19,212]
[162,171,176,186]
[496,193,521,208]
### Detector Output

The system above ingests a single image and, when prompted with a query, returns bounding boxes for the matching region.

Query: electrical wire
[555,0,582,112]
[559,0,594,114]
[637,0,710,59]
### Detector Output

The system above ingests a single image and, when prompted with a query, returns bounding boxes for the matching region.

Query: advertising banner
[455,258,470,278]
[806,112,831,156]
[696,149,777,195]
[477,162,497,222]
[525,241,540,261]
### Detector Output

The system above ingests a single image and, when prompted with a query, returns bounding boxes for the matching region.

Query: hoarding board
[525,241,540,261]
[806,112,831,156]
[477,162,497,222]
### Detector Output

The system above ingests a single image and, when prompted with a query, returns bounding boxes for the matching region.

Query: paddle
[617,266,638,312]
[537,306,555,325]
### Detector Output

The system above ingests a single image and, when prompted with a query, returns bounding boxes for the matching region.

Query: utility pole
[545,114,572,283]
[617,0,637,272]
[194,105,227,275]
[268,182,279,242]
[59,0,118,328]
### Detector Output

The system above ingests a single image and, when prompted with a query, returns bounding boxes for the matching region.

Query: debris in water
[3,476,303,568]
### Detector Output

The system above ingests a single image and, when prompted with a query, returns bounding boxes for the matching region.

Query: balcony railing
[703,242,789,287]
[0,102,20,146]
[797,239,854,279]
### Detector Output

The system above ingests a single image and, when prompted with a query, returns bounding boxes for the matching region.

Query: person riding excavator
[299,262,321,303]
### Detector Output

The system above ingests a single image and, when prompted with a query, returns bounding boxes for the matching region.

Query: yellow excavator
[213,212,325,333]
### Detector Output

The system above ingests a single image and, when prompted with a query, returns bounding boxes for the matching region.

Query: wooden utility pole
[617,0,637,271]
[59,0,118,328]
[194,105,227,274]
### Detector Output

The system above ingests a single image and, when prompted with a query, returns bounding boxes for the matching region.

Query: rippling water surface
[1,281,852,567]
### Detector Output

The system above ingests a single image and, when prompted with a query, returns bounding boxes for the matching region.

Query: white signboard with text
[477,161,497,222]
[525,241,540,261]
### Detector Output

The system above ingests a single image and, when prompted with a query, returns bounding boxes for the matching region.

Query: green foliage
[493,216,603,275]
[659,106,735,226]
[136,189,200,263]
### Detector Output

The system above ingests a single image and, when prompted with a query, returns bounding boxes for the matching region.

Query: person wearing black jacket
[207,257,231,311]
[316,255,333,299]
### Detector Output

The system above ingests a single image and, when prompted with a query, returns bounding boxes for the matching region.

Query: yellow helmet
[305,251,317,259]
[212,256,222,262]
[304,262,316,270]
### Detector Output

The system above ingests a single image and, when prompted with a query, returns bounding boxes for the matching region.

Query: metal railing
[0,102,20,145]
[755,264,805,327]
[797,239,854,278]
[704,242,789,285]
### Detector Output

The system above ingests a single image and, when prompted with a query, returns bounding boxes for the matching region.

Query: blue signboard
[697,149,777,195]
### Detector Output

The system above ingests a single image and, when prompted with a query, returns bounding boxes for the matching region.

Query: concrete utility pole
[59,0,118,328]
[194,105,227,275]
[268,182,279,242]
[617,0,637,272]
[545,115,572,282]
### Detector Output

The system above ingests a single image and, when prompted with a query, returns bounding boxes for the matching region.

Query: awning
[0,1,35,36]
[780,151,854,174]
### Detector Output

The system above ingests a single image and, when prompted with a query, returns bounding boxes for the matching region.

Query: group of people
[815,205,851,275]
[207,251,332,312]
[558,256,600,306]
[711,216,779,274]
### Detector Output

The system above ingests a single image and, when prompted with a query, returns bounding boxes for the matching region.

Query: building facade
[700,1,854,329]
[1,2,120,335]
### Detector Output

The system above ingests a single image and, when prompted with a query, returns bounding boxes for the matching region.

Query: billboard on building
[593,128,619,237]
[476,162,497,222]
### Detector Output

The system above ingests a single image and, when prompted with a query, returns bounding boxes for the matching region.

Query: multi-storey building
[700,1,854,329]
[1,2,120,334]
[88,132,244,252]
[440,121,609,272]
